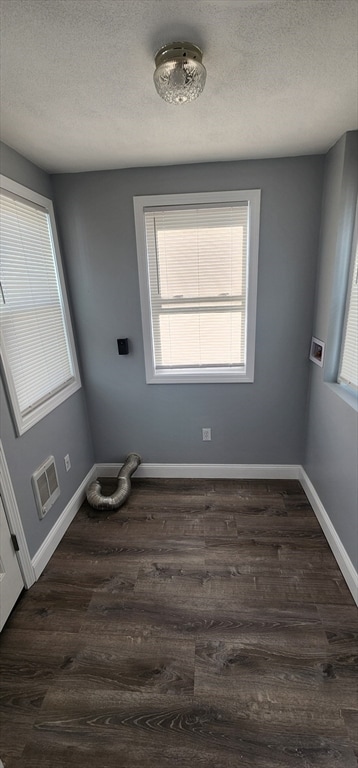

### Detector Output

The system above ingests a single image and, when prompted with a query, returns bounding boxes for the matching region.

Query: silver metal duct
[86,453,141,510]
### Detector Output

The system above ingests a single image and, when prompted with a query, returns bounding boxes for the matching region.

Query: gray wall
[0,142,94,558]
[2,136,356,577]
[304,131,358,570]
[52,155,323,465]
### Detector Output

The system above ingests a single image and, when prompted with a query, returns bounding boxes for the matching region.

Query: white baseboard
[31,461,357,607]
[95,463,302,480]
[32,466,96,580]
[300,468,358,605]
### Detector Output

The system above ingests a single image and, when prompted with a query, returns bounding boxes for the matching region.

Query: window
[0,176,81,435]
[338,200,358,393]
[134,190,260,383]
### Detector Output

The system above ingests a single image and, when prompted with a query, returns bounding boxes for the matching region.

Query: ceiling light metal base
[154,42,206,104]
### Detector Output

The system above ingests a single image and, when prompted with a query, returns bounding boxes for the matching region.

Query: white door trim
[0,441,35,588]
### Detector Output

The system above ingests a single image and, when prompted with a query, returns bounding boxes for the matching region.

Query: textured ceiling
[0,0,357,173]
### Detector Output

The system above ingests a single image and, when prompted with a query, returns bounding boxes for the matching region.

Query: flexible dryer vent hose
[86,453,141,510]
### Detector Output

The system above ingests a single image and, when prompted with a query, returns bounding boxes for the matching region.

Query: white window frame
[0,175,81,435]
[134,189,260,384]
[337,199,358,395]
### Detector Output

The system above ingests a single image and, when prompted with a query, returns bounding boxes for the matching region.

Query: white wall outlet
[64,454,71,472]
[202,427,212,441]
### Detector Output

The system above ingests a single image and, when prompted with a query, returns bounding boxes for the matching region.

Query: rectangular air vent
[32,456,60,519]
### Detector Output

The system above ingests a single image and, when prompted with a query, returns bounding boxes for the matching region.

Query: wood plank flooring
[0,478,357,767]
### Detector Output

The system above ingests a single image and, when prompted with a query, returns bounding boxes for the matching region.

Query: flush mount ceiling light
[153,42,206,104]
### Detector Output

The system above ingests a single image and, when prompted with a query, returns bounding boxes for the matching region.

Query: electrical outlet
[64,454,71,472]
[202,427,211,441]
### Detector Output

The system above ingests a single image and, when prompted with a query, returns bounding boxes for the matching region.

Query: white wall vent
[32,456,60,519]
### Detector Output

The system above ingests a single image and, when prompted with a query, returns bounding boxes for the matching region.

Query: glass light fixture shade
[154,42,206,104]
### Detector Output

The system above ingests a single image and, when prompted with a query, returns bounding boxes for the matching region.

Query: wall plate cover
[309,336,325,367]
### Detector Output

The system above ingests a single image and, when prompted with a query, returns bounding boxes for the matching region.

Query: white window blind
[338,238,358,391]
[145,204,248,369]
[134,190,260,384]
[0,178,80,434]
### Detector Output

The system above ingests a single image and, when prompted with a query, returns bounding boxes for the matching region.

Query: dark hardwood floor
[1,478,357,767]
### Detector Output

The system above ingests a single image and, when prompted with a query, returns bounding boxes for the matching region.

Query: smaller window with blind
[0,175,81,435]
[338,200,358,393]
[134,189,260,383]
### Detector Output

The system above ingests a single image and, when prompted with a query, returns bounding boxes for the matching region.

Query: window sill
[325,382,358,412]
[9,379,82,436]
[146,368,254,384]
